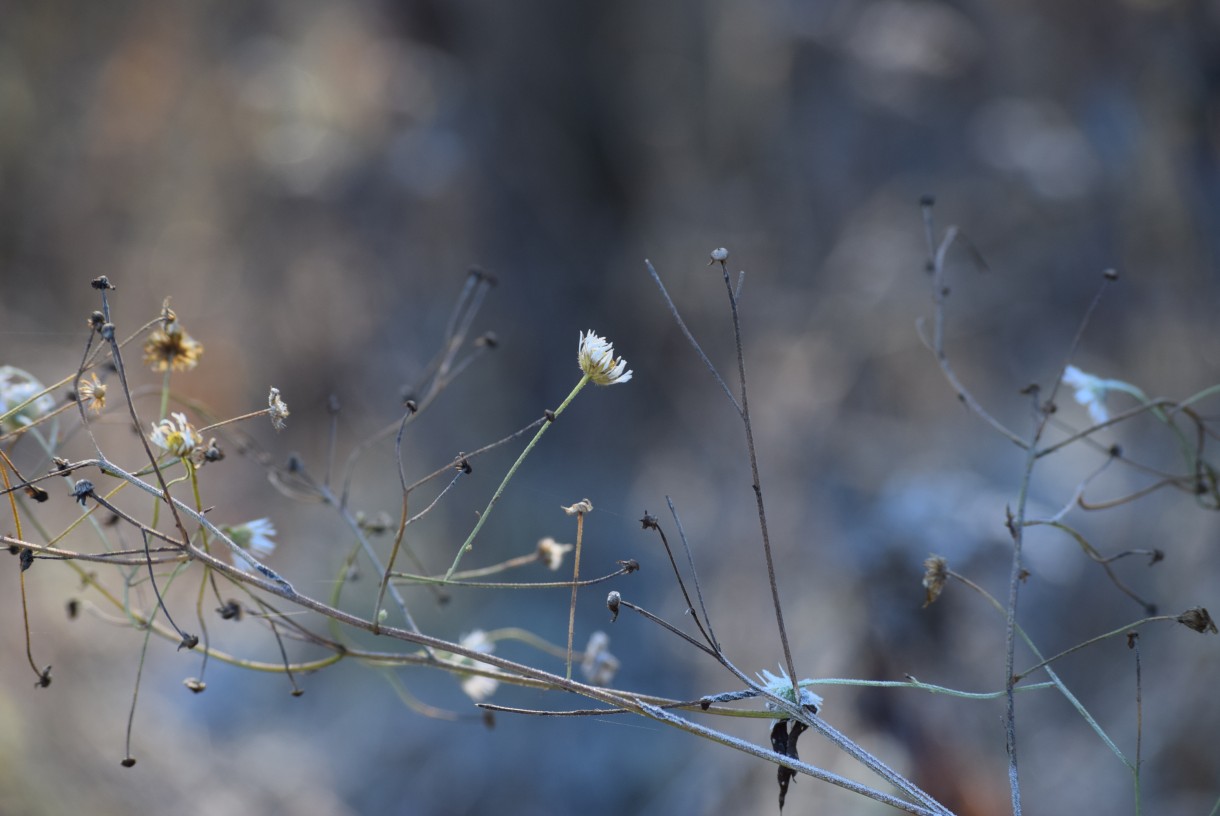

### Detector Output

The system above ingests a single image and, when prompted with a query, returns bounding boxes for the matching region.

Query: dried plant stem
[444,374,590,580]
[647,257,798,697]
[565,510,585,680]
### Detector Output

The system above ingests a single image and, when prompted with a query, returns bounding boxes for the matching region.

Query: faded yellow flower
[144,302,203,372]
[76,372,107,413]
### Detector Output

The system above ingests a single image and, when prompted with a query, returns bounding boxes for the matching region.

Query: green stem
[444,374,590,580]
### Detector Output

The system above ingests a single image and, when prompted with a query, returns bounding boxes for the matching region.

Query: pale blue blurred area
[2,1,1220,814]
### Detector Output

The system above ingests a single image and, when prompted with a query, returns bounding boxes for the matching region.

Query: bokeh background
[2,1,1219,814]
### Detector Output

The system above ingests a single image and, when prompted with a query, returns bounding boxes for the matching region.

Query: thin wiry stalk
[647,256,798,699]
[666,497,718,651]
[713,255,800,702]
[642,513,714,648]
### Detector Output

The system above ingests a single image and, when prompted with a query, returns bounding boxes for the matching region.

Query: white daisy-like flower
[456,630,499,702]
[536,537,574,571]
[149,412,200,457]
[1062,365,1113,424]
[226,518,277,559]
[580,631,620,686]
[268,387,290,431]
[0,366,57,432]
[578,331,632,385]
[757,666,822,715]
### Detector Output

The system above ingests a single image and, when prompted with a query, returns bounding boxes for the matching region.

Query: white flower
[227,518,277,559]
[0,366,56,432]
[1063,365,1123,425]
[580,631,620,686]
[268,387,289,431]
[149,412,199,457]
[536,537,574,571]
[757,666,822,715]
[578,331,632,385]
[456,630,499,702]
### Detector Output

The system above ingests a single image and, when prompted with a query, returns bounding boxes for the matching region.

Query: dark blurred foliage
[2,1,1220,814]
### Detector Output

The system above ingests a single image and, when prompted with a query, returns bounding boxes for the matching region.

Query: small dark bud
[617,559,640,573]
[71,479,94,506]
[639,512,658,530]
[606,591,621,622]
[1126,632,1138,649]
[476,332,499,349]
[88,311,106,330]
[67,599,80,619]
[90,276,115,290]
[183,678,207,694]
[286,454,304,473]
[8,545,18,555]
[457,458,472,474]
[1177,607,1218,634]
[1019,383,1040,396]
[202,438,224,463]
[1018,569,1030,582]
[53,457,71,472]
[100,323,115,341]
[104,513,120,527]
[919,194,936,207]
[179,634,200,651]
[1103,268,1119,281]
[482,710,496,729]
[19,548,34,572]
[699,698,711,711]
[25,485,49,503]
[36,666,52,688]
[120,758,137,768]
[1109,445,1123,459]
[291,688,305,697]
[217,600,242,620]
[1148,549,1164,565]
[404,399,418,414]
[544,409,556,422]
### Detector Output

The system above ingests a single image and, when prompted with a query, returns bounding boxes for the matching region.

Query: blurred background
[2,0,1219,813]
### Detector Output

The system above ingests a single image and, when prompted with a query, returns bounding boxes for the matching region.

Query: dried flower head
[922,554,949,607]
[578,331,632,386]
[536,537,574,571]
[709,247,729,263]
[149,412,200,458]
[0,366,56,432]
[580,631,620,686]
[1176,607,1218,634]
[561,498,593,516]
[455,630,499,702]
[143,301,203,372]
[225,518,277,559]
[76,372,107,414]
[268,387,290,431]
